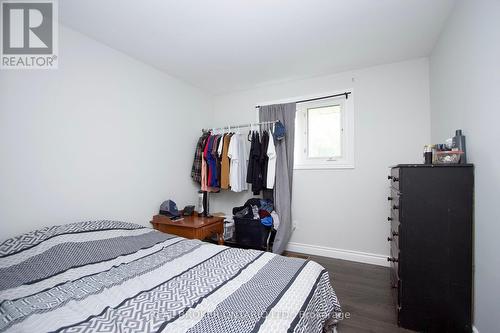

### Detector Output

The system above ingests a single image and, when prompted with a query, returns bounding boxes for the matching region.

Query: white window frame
[294,92,354,170]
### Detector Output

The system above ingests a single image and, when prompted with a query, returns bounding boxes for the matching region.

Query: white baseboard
[286,242,389,267]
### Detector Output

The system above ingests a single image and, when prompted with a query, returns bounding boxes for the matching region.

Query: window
[294,93,354,169]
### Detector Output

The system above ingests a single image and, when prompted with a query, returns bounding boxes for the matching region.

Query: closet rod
[254,91,351,108]
[204,120,278,132]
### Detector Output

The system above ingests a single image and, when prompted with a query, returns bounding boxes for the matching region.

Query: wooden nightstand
[151,214,225,245]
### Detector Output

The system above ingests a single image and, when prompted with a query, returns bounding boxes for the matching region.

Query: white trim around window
[294,91,354,170]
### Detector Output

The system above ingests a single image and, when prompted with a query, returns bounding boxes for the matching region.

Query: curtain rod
[254,91,351,108]
[204,120,278,132]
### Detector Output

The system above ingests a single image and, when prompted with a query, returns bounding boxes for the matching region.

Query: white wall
[429,1,500,331]
[210,58,431,264]
[0,26,211,240]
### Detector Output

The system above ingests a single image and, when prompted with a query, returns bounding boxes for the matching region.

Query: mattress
[0,221,341,332]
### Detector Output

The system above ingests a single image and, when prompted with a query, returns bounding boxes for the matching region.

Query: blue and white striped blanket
[0,221,341,332]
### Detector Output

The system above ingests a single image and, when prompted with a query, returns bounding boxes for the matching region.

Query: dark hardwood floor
[284,252,416,333]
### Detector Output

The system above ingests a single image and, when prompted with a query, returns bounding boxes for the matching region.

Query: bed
[0,221,342,333]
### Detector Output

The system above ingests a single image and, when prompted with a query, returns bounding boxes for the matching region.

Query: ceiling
[59,0,456,94]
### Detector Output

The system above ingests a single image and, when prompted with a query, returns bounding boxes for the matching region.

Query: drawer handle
[387,217,393,222]
[387,175,399,182]
[388,196,393,201]
[392,231,399,237]
[387,257,399,263]
[393,204,399,210]
[391,283,398,289]
[387,237,393,242]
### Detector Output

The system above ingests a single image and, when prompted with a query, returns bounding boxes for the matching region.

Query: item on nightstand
[452,129,467,163]
[159,200,180,218]
[431,145,438,164]
[423,145,433,164]
[445,138,453,150]
[197,190,204,215]
[183,205,195,216]
[434,150,464,164]
[197,191,211,217]
[431,143,449,164]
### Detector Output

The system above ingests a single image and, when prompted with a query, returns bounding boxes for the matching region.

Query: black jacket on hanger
[246,131,264,194]
[251,132,263,194]
[246,131,255,184]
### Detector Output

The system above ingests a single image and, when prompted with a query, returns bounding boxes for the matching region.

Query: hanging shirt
[266,130,277,189]
[227,133,248,192]
[191,132,209,183]
[215,135,223,187]
[220,134,232,189]
[217,134,224,157]
[206,135,214,187]
[252,132,262,195]
[246,131,255,185]
[202,135,219,192]
[201,135,210,191]
[261,130,270,189]
[210,135,220,188]
[250,132,263,195]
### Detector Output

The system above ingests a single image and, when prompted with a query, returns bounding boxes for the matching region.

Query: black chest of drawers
[387,164,474,332]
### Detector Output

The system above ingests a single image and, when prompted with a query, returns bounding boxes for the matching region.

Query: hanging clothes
[210,134,220,187]
[206,135,214,187]
[260,130,270,189]
[192,126,275,193]
[215,135,223,188]
[227,133,248,192]
[246,131,255,185]
[191,132,209,183]
[220,133,232,189]
[266,129,277,188]
[217,133,224,157]
[201,134,210,192]
[201,134,219,192]
[247,131,264,195]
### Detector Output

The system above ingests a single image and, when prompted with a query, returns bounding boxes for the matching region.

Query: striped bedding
[0,221,341,333]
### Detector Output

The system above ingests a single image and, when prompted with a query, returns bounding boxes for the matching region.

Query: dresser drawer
[389,188,402,223]
[390,239,399,261]
[388,224,401,249]
[389,167,401,191]
[390,278,402,313]
[388,240,399,267]
[388,212,399,232]
[390,259,400,288]
[389,243,400,309]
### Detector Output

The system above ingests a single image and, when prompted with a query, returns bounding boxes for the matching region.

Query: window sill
[293,163,355,170]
